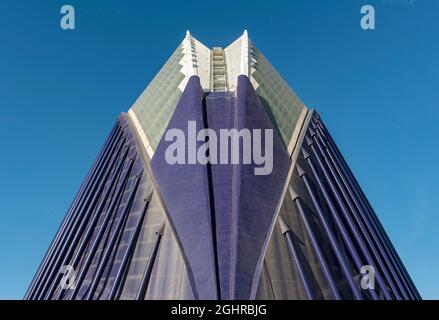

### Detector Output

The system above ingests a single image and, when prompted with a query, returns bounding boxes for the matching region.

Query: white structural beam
[178,31,198,92]
[178,31,211,92]
[239,30,250,76]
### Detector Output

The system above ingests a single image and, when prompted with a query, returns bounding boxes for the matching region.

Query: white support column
[239,30,250,77]
[178,31,198,92]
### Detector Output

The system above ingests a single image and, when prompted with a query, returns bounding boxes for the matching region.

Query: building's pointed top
[180,30,197,86]
[239,29,250,76]
[130,31,307,152]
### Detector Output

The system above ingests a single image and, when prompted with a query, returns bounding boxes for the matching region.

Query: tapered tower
[26,31,420,300]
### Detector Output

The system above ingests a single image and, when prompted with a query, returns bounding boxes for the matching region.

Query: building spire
[240,29,250,76]
[179,30,198,91]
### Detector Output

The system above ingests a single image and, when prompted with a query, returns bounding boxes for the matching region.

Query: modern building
[25,31,420,300]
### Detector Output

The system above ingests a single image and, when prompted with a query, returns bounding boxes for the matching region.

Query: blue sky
[0,0,438,299]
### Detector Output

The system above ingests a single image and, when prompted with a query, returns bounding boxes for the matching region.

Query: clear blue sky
[0,0,438,299]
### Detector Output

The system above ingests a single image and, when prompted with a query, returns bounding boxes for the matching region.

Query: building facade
[25,32,420,300]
